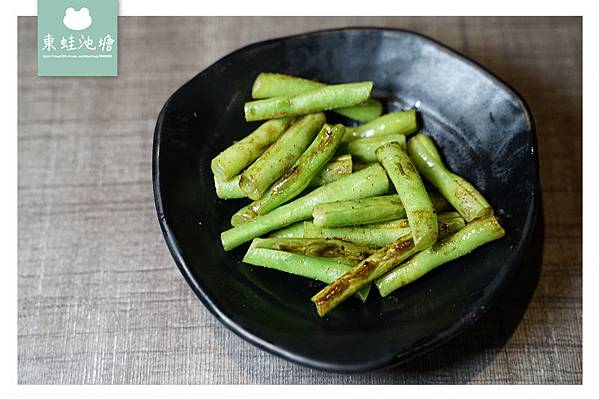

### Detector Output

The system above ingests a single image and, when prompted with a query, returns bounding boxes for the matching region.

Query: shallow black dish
[152,28,538,372]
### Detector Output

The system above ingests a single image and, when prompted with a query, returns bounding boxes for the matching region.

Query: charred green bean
[239,113,325,200]
[407,133,493,222]
[377,142,438,250]
[221,164,390,250]
[375,216,505,296]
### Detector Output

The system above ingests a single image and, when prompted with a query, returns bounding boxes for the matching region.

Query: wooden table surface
[18,16,582,384]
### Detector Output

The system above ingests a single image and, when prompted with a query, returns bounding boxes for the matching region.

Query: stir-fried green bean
[244,246,371,302]
[312,192,450,228]
[214,174,245,199]
[304,212,464,247]
[239,113,325,200]
[221,164,390,250]
[375,216,505,296]
[377,142,438,250]
[211,117,294,180]
[310,213,465,316]
[343,110,418,142]
[237,124,345,221]
[232,153,353,227]
[407,133,493,222]
[245,82,373,121]
[251,73,382,122]
[251,237,379,265]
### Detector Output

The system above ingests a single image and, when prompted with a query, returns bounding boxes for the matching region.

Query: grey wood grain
[18,16,582,384]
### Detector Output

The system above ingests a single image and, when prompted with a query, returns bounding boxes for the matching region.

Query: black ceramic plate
[152,28,538,372]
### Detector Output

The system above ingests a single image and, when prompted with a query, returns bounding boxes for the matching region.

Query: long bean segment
[377,142,438,250]
[232,153,352,227]
[312,194,404,228]
[211,117,294,180]
[251,237,379,266]
[251,73,382,122]
[311,234,416,316]
[310,213,465,316]
[304,220,409,247]
[343,110,418,142]
[221,164,390,250]
[342,133,406,163]
[375,216,505,296]
[407,133,493,222]
[244,245,370,301]
[238,124,345,222]
[244,82,373,121]
[214,174,245,199]
[239,113,325,200]
[251,73,324,98]
[305,212,464,247]
[313,192,450,228]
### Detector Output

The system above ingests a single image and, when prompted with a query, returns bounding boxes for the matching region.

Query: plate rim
[152,27,540,373]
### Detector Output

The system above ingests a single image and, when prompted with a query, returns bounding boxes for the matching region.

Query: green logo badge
[38,0,118,76]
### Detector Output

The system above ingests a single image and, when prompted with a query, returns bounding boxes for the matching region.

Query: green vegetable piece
[234,124,344,222]
[211,117,294,180]
[407,133,493,222]
[305,212,464,247]
[376,216,505,296]
[310,212,465,316]
[252,73,324,98]
[220,164,390,251]
[377,142,438,250]
[244,82,373,121]
[312,192,450,228]
[251,237,379,266]
[312,194,404,228]
[343,109,418,142]
[251,72,382,122]
[239,113,325,200]
[231,154,353,227]
[304,219,408,247]
[214,174,245,199]
[243,246,371,302]
[311,233,417,316]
